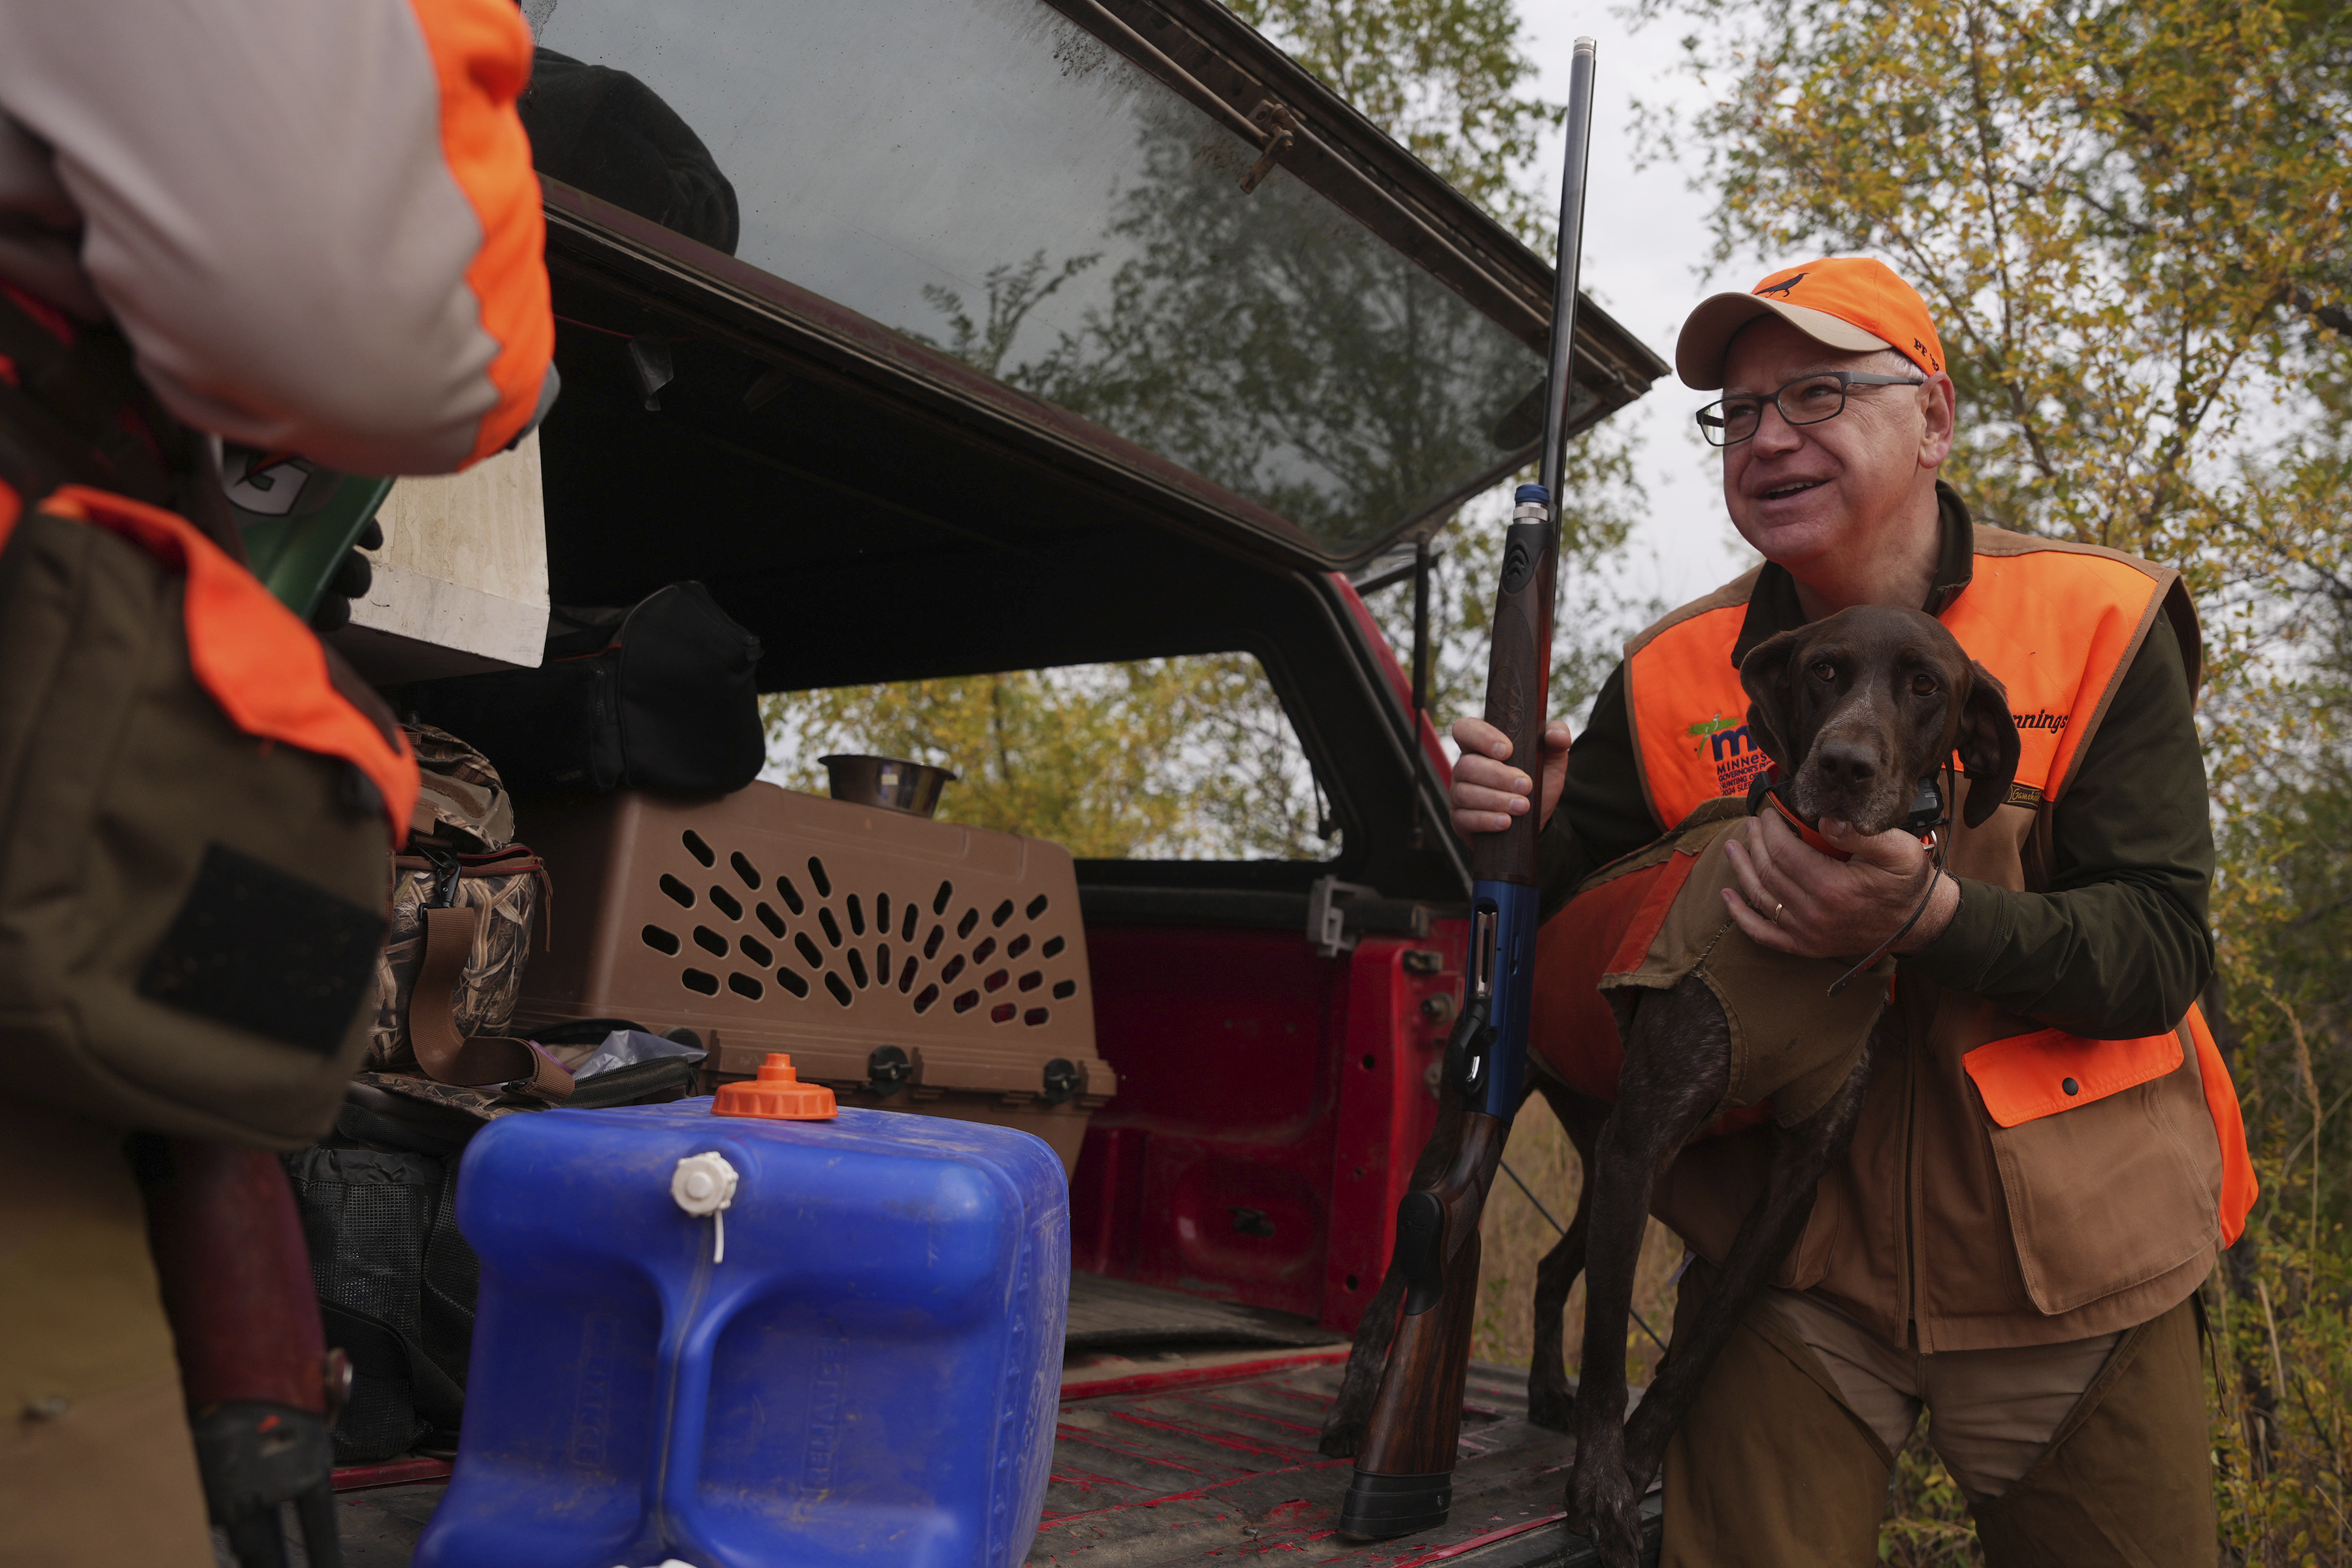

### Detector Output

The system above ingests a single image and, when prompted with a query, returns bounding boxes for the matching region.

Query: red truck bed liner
[1037,1353,1658,1566]
[320,1275,1659,1567]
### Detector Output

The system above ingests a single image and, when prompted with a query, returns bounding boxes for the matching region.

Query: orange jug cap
[711,1053,838,1121]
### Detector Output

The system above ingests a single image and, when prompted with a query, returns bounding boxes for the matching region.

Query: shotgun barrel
[1336,35,1600,1543]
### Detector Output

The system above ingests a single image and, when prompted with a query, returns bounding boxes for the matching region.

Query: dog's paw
[1559,1453,1593,1537]
[1316,1409,1365,1459]
[1562,1446,1639,1563]
[1526,1375,1576,1433]
[1591,1490,1648,1568]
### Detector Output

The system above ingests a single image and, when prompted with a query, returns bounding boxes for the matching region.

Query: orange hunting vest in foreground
[1542,524,2255,1351]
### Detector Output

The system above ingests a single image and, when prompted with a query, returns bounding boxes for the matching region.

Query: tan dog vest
[1535,796,1891,1131]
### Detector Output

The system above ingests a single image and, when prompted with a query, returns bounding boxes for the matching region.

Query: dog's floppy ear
[1955,661,2021,828]
[1737,629,1806,774]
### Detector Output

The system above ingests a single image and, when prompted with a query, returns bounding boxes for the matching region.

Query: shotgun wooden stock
[1348,1113,1507,1486]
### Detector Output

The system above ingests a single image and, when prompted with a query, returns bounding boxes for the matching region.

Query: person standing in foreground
[1450,259,2253,1567]
[0,2,553,1562]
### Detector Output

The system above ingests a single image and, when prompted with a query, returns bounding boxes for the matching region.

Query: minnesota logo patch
[1688,712,1772,796]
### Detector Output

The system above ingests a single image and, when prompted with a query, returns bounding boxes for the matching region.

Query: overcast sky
[1515,7,1762,613]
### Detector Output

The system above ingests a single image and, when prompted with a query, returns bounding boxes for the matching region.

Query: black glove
[308,518,384,633]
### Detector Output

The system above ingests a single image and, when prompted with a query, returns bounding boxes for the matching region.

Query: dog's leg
[1615,1035,1876,1493]
[1319,1077,1470,1458]
[1527,1083,1607,1432]
[1565,978,1729,1567]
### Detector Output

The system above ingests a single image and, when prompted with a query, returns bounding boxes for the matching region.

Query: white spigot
[670,1152,739,1264]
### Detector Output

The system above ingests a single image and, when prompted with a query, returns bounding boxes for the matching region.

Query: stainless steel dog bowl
[818,755,956,819]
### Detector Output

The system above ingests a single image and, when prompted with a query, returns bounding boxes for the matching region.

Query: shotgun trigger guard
[1445,994,1493,1100]
[1394,1191,1448,1315]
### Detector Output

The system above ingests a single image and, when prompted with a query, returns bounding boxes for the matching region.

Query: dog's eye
[1810,661,1836,683]
[1910,674,1940,696]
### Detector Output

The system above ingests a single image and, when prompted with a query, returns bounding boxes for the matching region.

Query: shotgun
[1337,35,1600,1543]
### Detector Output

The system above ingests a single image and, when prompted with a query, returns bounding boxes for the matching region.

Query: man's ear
[1737,630,1805,774]
[1956,661,2021,828]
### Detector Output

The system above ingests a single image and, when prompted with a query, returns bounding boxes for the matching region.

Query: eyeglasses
[1695,370,1927,448]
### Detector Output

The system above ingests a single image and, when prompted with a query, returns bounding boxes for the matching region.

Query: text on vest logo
[1690,712,1773,796]
[2013,710,2070,732]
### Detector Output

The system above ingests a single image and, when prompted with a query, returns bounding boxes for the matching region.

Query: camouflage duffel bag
[360,724,570,1107]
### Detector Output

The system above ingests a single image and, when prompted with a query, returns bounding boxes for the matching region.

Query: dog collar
[1744,774,1943,858]
[1755,786,1853,860]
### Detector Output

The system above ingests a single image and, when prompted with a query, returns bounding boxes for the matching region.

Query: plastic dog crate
[510,784,1116,1169]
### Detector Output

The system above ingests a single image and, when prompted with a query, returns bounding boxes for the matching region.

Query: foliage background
[770,0,2351,1556]
[1631,0,2352,1558]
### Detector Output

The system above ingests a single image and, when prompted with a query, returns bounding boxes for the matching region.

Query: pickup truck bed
[304,1275,1661,1567]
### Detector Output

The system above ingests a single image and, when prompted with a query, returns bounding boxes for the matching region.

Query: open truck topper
[523,0,1664,580]
[340,0,1671,1561]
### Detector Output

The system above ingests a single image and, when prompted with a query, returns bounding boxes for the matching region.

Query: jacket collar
[1729,481,1976,667]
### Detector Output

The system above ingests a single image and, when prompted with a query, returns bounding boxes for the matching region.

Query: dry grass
[1467,1090,1684,1385]
[1880,1432,1986,1567]
[2210,1220,2352,1566]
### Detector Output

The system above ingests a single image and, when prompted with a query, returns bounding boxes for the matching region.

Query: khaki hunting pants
[0,1101,213,1567]
[1661,1264,2216,1567]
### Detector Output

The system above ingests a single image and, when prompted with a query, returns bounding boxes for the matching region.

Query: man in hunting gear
[1451,257,2249,1568]
[0,2,553,1561]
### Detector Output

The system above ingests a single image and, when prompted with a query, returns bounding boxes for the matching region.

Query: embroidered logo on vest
[1688,711,1773,796]
[2013,710,2070,733]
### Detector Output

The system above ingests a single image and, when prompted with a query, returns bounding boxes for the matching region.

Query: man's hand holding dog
[1445,710,1959,961]
[1721,810,1959,959]
[1449,715,1573,836]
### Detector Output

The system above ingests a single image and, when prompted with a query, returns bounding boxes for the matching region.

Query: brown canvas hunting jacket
[1537,486,2232,1351]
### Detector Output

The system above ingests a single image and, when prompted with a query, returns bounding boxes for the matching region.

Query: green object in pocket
[238,472,394,619]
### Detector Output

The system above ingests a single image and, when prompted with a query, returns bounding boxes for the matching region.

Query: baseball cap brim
[1676,294,1893,390]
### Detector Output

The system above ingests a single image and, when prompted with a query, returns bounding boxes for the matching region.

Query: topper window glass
[523,0,1546,555]
[762,657,1338,863]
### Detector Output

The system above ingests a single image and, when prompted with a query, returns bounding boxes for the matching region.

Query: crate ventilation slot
[651,841,1074,1026]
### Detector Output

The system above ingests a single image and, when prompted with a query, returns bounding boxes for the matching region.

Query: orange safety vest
[1610,529,2253,1252]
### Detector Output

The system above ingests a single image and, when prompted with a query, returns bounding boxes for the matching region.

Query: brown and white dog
[1323,606,2021,1567]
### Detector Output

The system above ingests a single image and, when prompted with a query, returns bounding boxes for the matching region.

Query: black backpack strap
[317,1298,467,1434]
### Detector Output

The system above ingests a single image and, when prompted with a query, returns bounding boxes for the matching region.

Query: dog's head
[1738,606,2020,835]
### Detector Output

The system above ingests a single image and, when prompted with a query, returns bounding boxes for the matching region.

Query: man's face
[1718,318,1949,568]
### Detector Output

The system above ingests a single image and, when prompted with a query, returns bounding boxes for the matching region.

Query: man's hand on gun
[1448,716,1573,839]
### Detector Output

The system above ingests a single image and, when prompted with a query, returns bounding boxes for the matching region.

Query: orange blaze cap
[1674,257,1946,390]
[711,1053,838,1120]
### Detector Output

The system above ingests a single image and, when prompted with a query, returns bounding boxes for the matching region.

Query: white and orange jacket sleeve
[0,0,553,475]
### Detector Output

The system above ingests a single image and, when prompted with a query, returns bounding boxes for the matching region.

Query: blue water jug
[415,1057,1069,1568]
